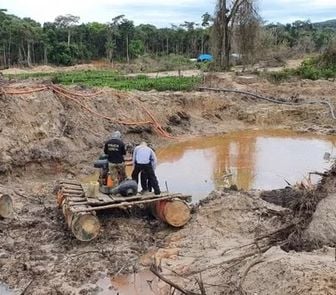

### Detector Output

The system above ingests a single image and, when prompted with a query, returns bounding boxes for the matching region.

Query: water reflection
[156,130,336,201]
[0,283,13,295]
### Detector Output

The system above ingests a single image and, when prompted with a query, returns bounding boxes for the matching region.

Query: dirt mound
[243,246,336,295]
[146,188,336,294]
[2,64,97,75]
[304,193,336,245]
[302,166,336,246]
[260,166,336,249]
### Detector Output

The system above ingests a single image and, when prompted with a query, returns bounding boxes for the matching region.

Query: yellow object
[87,181,99,198]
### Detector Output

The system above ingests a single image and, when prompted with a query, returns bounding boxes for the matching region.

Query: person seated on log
[132,141,161,195]
[104,131,127,187]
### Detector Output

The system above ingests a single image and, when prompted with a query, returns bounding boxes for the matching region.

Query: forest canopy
[0,8,335,68]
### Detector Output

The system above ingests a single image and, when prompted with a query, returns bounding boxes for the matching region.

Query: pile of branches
[261,167,335,251]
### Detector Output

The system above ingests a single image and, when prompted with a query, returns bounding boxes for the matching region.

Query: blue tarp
[197,54,213,62]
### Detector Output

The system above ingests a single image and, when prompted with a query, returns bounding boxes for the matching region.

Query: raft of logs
[56,180,192,241]
[0,194,14,218]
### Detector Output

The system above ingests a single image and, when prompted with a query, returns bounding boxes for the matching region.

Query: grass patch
[267,45,336,82]
[6,70,201,91]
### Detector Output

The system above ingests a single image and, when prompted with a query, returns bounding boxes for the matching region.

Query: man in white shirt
[131,142,161,195]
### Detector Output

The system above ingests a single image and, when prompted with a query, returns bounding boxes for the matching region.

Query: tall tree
[235,2,261,66]
[211,0,259,69]
[54,14,80,47]
[118,18,134,63]
[106,15,124,63]
[201,13,212,53]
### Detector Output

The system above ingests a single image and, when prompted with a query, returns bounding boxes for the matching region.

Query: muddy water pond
[155,130,336,202]
[0,284,13,295]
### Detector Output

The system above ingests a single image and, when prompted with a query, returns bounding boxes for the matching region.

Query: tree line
[264,20,336,53]
[0,9,212,67]
[1,3,336,69]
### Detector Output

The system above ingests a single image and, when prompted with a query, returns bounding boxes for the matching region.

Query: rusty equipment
[56,155,192,241]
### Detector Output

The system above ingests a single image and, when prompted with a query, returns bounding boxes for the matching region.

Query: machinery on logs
[56,155,192,241]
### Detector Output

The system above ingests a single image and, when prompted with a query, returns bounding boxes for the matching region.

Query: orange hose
[50,86,152,126]
[4,87,48,95]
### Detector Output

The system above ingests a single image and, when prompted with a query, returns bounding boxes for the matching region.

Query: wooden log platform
[72,192,191,213]
[56,178,192,241]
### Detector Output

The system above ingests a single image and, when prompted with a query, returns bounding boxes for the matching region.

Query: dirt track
[1,74,336,294]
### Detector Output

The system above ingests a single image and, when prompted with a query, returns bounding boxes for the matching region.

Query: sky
[1,0,336,27]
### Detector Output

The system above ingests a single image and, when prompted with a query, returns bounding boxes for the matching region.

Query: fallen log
[151,199,191,227]
[0,194,14,218]
[62,201,100,242]
[58,182,100,241]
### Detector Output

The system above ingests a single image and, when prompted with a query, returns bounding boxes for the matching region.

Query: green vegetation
[7,70,201,91]
[1,6,336,73]
[56,71,201,91]
[267,44,336,82]
[0,10,211,67]
[264,20,336,55]
[266,69,296,83]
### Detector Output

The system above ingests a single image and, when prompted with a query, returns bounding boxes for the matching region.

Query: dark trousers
[140,171,152,192]
[132,163,160,194]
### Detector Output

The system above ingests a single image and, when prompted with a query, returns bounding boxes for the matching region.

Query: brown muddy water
[84,130,336,203]
[96,271,160,295]
[155,130,336,202]
[0,284,12,295]
[78,130,336,295]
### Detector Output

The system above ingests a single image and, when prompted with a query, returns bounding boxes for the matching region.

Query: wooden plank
[73,195,189,213]
[66,197,87,202]
[60,180,81,185]
[86,192,190,205]
[86,197,105,203]
[95,193,113,202]
[62,189,84,194]
[61,187,83,192]
[63,185,84,192]
[61,182,82,187]
[68,202,89,206]
[63,193,84,198]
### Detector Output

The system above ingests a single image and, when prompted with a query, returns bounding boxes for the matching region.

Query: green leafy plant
[6,70,201,91]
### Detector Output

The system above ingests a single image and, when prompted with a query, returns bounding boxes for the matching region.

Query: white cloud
[0,0,335,27]
[261,0,336,23]
[0,0,213,26]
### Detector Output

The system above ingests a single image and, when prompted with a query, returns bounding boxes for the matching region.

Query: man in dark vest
[104,131,126,187]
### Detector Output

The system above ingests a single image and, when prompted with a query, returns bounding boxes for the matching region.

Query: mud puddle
[82,130,336,202]
[96,271,160,295]
[0,283,13,295]
[156,130,336,201]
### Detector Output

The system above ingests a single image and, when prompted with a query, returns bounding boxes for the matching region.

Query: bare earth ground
[1,57,303,76]
[1,73,336,294]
